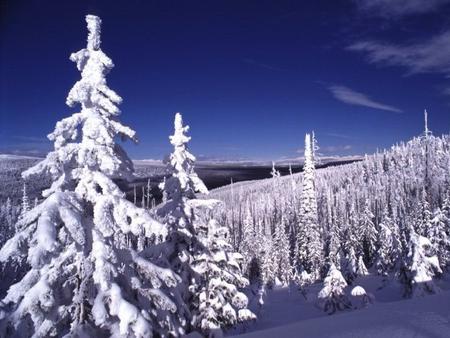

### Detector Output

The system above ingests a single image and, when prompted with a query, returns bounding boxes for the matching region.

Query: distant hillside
[209,133,450,267]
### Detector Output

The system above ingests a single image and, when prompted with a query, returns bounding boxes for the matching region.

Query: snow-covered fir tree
[402,225,442,298]
[358,200,377,265]
[270,162,280,179]
[273,215,293,285]
[342,247,358,284]
[260,236,278,288]
[0,198,18,248]
[296,133,322,280]
[376,207,402,276]
[0,15,182,337]
[20,182,30,217]
[356,255,369,276]
[238,203,256,276]
[376,220,393,276]
[416,188,432,237]
[430,205,450,269]
[157,113,254,335]
[327,216,341,267]
[191,215,255,335]
[318,263,351,314]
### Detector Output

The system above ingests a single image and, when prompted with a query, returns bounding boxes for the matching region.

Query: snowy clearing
[231,280,450,338]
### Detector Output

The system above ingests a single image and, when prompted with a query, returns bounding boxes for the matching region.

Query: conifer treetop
[163,112,208,200]
[24,14,136,195]
[86,15,102,51]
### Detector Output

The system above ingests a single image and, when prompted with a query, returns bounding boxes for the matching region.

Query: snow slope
[231,286,450,338]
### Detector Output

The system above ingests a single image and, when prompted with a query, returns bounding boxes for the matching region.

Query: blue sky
[1,0,450,160]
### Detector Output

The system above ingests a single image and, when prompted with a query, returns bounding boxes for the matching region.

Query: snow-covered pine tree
[157,113,254,334]
[356,255,369,276]
[260,235,278,288]
[327,221,341,267]
[358,200,377,265]
[273,215,293,285]
[0,15,182,337]
[191,215,255,335]
[318,263,351,314]
[20,182,30,217]
[416,188,432,237]
[270,162,280,179]
[0,198,16,248]
[402,225,442,298]
[296,133,322,280]
[342,247,358,284]
[239,203,255,276]
[430,206,450,270]
[376,220,393,276]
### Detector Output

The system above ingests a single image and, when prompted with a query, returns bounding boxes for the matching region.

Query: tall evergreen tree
[417,188,432,237]
[429,207,450,270]
[296,133,322,280]
[0,15,181,337]
[358,200,377,265]
[158,113,254,334]
[191,215,255,335]
[402,226,442,298]
[273,215,293,285]
[20,182,30,217]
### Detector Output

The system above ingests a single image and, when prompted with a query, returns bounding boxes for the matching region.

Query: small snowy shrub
[318,264,351,314]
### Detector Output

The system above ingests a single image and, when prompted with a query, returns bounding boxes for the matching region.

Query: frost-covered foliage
[429,201,450,268]
[191,214,255,335]
[0,15,182,337]
[356,255,369,276]
[342,247,358,284]
[0,157,50,204]
[20,182,30,218]
[157,113,254,335]
[318,264,351,314]
[270,162,280,179]
[296,133,322,280]
[159,112,208,203]
[376,208,401,276]
[403,227,442,297]
[273,215,293,285]
[358,200,377,265]
[0,198,19,249]
[238,203,283,287]
[156,113,209,331]
[210,130,450,295]
[350,285,373,309]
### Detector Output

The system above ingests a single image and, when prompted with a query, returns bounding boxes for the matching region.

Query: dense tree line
[210,126,449,301]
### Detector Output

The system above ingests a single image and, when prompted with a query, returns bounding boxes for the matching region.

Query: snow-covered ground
[229,274,450,338]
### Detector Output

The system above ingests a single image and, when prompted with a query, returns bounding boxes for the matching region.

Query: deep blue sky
[1,0,450,160]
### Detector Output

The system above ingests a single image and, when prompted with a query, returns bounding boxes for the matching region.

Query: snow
[229,278,450,338]
[0,154,42,160]
[351,285,366,296]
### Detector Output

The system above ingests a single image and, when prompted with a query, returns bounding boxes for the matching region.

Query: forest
[0,14,449,338]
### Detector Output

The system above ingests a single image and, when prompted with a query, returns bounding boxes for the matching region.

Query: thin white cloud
[296,144,353,154]
[348,31,450,77]
[354,0,450,17]
[322,132,357,140]
[329,85,402,113]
